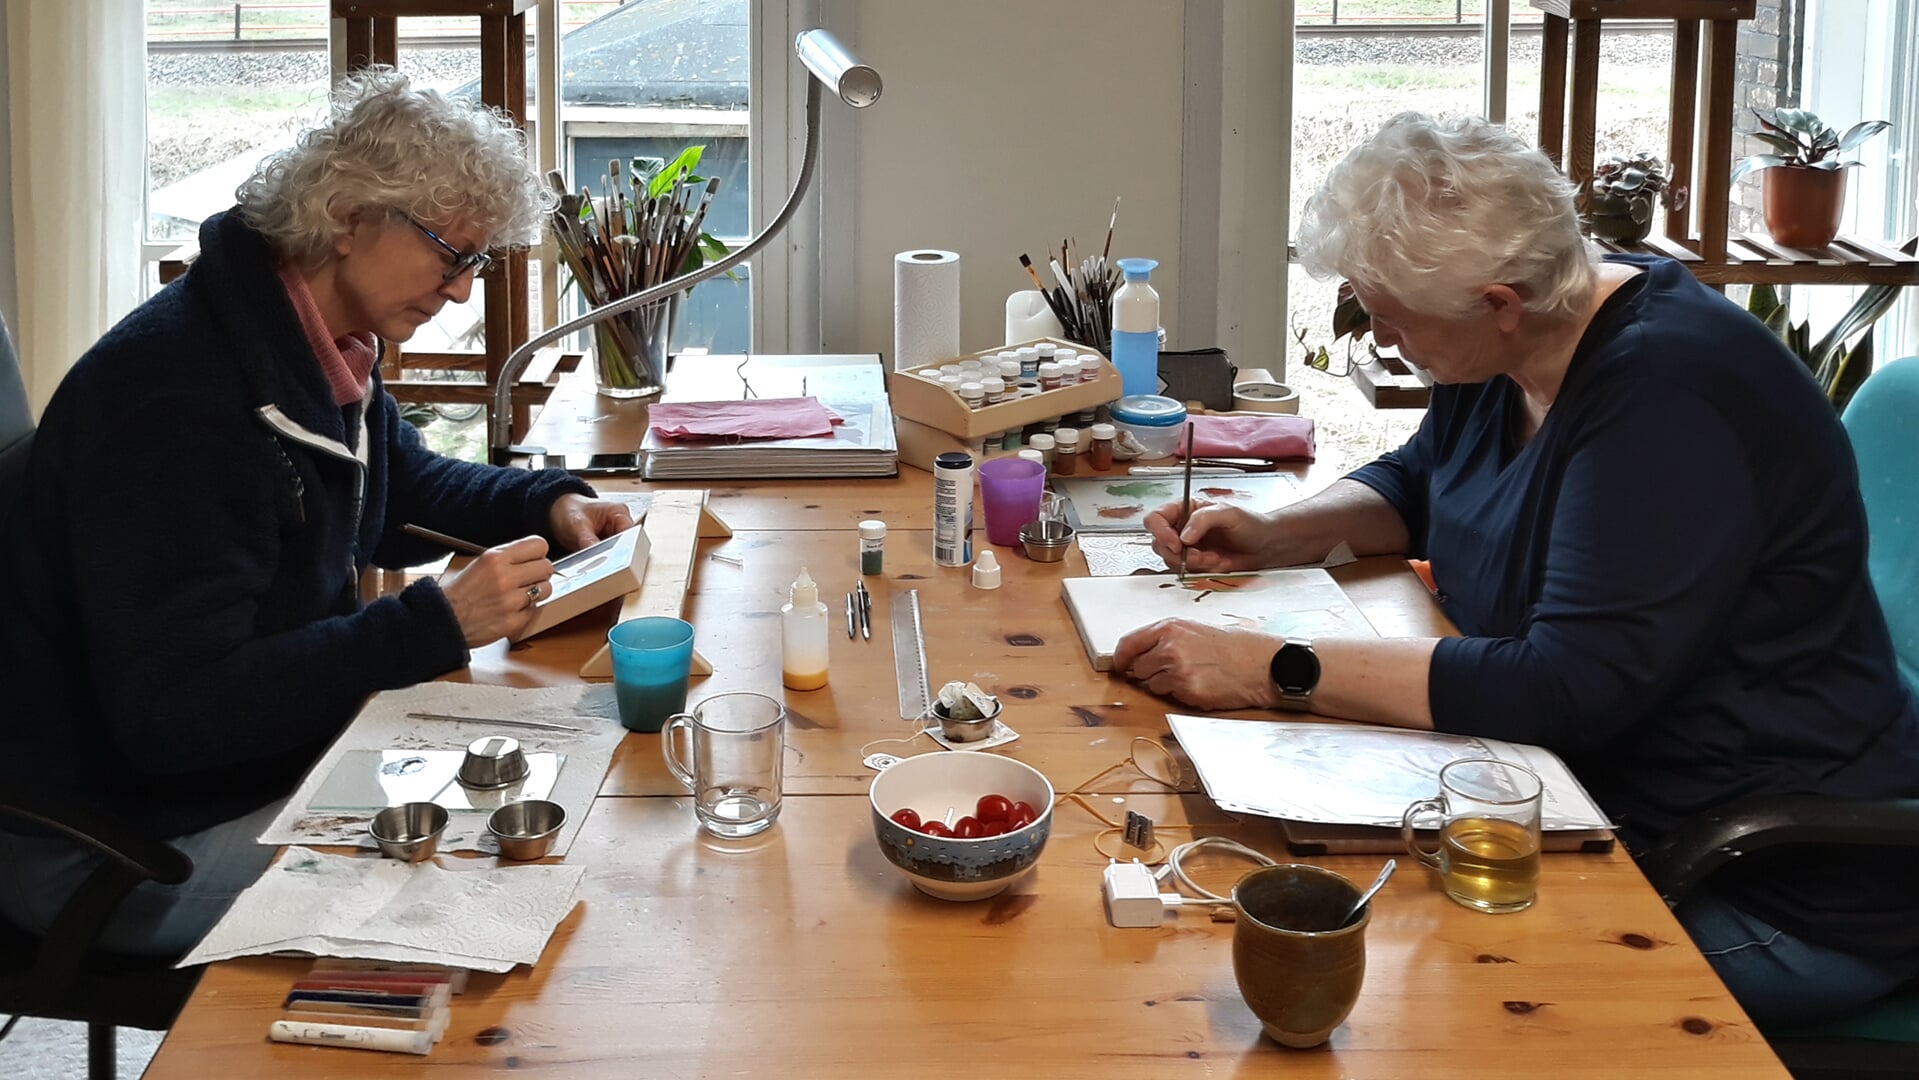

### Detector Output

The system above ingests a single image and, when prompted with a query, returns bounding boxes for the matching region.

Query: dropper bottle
[781,567,829,690]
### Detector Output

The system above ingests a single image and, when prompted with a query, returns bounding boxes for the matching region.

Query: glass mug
[662,692,786,839]
[1401,758,1542,914]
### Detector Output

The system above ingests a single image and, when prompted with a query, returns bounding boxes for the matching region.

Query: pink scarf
[277,263,378,407]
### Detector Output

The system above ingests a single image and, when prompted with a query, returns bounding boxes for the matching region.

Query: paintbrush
[1102,196,1120,261]
[1178,421,1196,581]
[402,523,487,556]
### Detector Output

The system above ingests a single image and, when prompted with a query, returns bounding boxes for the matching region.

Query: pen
[1178,421,1195,582]
[402,523,487,556]
[855,580,872,641]
[845,592,857,640]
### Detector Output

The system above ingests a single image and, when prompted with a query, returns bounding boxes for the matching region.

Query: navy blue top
[0,211,593,839]
[1348,255,1919,953]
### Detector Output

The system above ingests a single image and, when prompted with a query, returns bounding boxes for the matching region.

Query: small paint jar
[997,359,1022,384]
[1088,423,1117,471]
[1017,347,1041,380]
[859,519,886,575]
[1036,341,1057,363]
[1027,432,1055,470]
[1052,428,1081,477]
[917,368,943,381]
[959,382,986,410]
[938,374,964,396]
[1056,357,1081,386]
[1000,427,1023,451]
[1017,449,1044,466]
[1038,362,1064,391]
[939,364,963,378]
[981,375,1007,405]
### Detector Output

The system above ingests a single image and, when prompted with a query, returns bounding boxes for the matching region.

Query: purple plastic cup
[978,457,1047,546]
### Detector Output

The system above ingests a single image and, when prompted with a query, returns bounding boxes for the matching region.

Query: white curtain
[5,0,145,414]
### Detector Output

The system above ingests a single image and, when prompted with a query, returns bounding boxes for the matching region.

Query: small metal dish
[931,697,1003,744]
[457,735,530,790]
[369,802,449,862]
[487,799,567,861]
[1019,519,1075,563]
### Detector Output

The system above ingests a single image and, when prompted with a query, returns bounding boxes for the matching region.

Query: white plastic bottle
[1110,257,1161,397]
[781,567,829,690]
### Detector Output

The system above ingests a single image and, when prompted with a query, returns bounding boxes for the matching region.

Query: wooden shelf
[1598,232,1919,286]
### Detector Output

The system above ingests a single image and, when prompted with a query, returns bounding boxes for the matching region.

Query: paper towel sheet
[893,249,960,372]
[260,683,625,859]
[181,847,586,973]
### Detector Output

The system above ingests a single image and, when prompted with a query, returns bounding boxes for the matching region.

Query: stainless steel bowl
[457,735,530,789]
[368,802,449,862]
[487,799,567,861]
[1019,519,1075,563]
[931,697,1003,743]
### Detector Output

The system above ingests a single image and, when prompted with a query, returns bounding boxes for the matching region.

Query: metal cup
[457,735,530,790]
[487,799,567,860]
[368,802,449,863]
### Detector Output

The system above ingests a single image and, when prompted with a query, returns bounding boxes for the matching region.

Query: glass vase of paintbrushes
[545,147,732,400]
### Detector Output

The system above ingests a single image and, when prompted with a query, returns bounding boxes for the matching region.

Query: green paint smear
[1102,481,1172,498]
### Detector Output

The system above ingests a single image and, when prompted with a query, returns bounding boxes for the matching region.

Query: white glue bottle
[932,451,975,567]
[781,567,829,691]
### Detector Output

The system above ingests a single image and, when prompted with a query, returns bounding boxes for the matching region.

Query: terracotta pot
[1762,165,1847,250]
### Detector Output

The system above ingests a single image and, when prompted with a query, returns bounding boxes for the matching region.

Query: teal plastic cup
[608,617,696,733]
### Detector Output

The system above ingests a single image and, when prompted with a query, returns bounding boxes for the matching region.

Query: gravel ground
[149,29,1675,464]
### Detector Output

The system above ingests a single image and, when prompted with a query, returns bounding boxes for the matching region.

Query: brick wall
[1731,0,1803,234]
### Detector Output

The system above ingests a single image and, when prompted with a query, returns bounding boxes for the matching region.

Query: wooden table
[145,404,1787,1076]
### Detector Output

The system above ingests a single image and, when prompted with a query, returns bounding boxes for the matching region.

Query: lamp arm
[488,78,826,463]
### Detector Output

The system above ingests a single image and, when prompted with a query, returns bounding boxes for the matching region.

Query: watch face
[1270,643,1320,694]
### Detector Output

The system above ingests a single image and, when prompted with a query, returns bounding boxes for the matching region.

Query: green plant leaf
[1308,346,1330,372]
[1746,281,1783,329]
[1748,132,1801,156]
[1837,120,1892,154]
[646,145,707,199]
[1774,108,1824,137]
[1731,155,1788,184]
[1831,330,1874,411]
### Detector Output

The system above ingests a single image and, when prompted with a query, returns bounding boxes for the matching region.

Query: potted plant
[1745,234,1915,411]
[1585,152,1685,244]
[1732,107,1891,250]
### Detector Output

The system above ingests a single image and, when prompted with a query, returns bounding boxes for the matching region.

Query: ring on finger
[526,584,542,600]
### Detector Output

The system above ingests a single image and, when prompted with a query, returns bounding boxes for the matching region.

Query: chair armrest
[0,781,192,886]
[1641,795,1919,907]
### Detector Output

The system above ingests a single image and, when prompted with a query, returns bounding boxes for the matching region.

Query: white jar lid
[859,519,887,539]
[1090,423,1117,439]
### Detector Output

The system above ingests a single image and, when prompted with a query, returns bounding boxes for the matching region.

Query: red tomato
[954,816,982,839]
[891,808,921,829]
[976,794,1013,823]
[1008,805,1037,830]
[921,820,952,837]
[978,821,1007,837]
[1012,801,1037,821]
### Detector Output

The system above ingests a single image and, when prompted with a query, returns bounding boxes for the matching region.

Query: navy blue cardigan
[1350,256,1919,954]
[0,210,591,838]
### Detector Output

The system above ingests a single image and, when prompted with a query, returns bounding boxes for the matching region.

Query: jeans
[0,799,284,959]
[1676,886,1919,1029]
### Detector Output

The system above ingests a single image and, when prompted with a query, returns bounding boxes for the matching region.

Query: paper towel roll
[893,250,961,372]
[1004,290,1064,345]
[1232,381,1300,414]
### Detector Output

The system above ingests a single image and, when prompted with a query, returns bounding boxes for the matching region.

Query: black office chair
[0,312,205,1079]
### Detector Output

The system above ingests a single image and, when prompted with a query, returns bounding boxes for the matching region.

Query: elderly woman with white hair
[0,69,633,955]
[1113,113,1919,1025]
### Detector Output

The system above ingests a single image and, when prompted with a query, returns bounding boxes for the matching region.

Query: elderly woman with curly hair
[1113,113,1919,1026]
[0,69,633,955]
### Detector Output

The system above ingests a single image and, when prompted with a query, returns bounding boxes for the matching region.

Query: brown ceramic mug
[1231,864,1368,1048]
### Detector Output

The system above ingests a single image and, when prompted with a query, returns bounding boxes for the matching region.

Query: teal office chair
[0,313,205,1079]
[1643,356,1919,1080]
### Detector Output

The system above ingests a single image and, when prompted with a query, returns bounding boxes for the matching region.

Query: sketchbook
[1062,568,1375,672]
[1167,714,1615,855]
[511,524,650,642]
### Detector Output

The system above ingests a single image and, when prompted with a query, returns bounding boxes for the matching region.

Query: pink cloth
[277,263,377,407]
[647,397,844,441]
[1179,413,1316,461]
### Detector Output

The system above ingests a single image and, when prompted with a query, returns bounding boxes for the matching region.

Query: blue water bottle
[1110,258,1160,397]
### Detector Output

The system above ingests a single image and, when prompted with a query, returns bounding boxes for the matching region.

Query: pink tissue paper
[648,397,843,441]
[1179,414,1316,461]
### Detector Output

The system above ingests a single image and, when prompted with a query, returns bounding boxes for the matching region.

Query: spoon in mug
[1341,859,1396,928]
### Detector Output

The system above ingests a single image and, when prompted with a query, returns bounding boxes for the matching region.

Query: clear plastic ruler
[891,589,931,721]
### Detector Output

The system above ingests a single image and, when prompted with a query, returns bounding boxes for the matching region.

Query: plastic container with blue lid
[1108,394,1188,459]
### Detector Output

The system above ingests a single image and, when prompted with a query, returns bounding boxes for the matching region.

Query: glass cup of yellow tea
[1401,758,1542,914]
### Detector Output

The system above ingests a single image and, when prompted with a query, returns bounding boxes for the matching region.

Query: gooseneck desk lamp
[488,28,883,465]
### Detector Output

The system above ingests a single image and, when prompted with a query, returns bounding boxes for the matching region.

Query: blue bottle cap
[1115,258,1158,282]
[1109,394,1187,427]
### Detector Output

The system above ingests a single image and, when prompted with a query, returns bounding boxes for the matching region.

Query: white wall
[0,0,16,337]
[825,0,1189,359]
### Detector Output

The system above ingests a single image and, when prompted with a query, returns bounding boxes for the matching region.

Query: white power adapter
[1103,859,1168,928]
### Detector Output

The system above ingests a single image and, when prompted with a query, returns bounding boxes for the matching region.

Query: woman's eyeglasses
[407,217,495,282]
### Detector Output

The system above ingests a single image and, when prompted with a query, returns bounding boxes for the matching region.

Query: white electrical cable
[1164,836,1277,904]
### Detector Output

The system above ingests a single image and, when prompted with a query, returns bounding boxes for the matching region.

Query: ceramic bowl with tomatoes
[868,751,1055,901]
